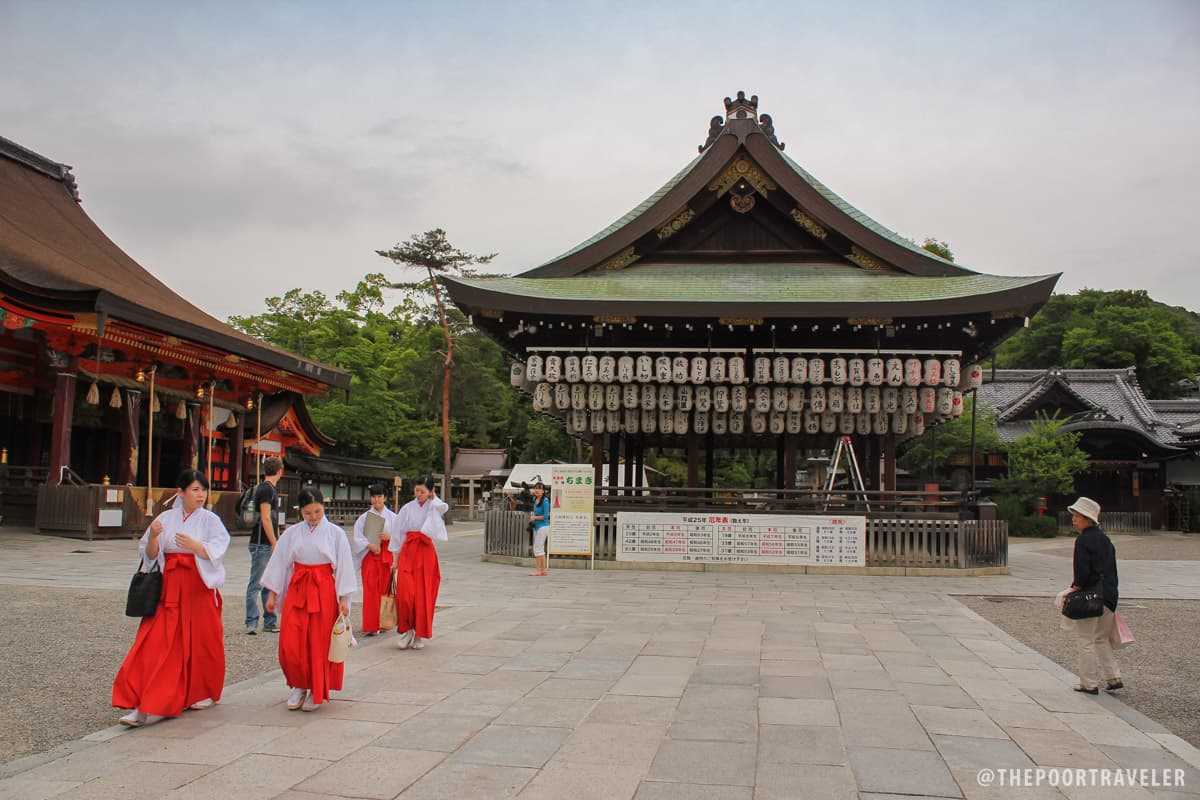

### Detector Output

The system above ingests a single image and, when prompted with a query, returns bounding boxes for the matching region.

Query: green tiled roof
[452,261,1050,305]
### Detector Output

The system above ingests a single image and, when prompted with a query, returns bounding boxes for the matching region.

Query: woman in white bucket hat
[1067,496,1122,694]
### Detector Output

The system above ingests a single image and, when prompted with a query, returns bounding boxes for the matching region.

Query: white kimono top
[260,516,358,603]
[387,497,449,554]
[351,507,398,566]
[140,505,231,590]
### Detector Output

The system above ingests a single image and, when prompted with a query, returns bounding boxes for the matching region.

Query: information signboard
[548,464,596,556]
[616,512,865,566]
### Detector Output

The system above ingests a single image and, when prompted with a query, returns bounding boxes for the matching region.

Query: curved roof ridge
[996,369,1098,421]
[1115,369,1164,431]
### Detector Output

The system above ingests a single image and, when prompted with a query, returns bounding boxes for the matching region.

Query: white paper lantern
[728,356,746,385]
[731,385,748,412]
[570,409,587,432]
[892,411,908,435]
[660,410,674,435]
[695,385,712,412]
[622,384,639,408]
[555,384,571,410]
[694,410,710,434]
[607,410,622,432]
[828,386,844,413]
[642,409,658,434]
[654,356,671,383]
[865,357,884,386]
[672,356,689,383]
[754,386,771,413]
[904,358,922,386]
[588,384,605,410]
[712,413,728,435]
[855,413,871,436]
[636,355,653,383]
[533,383,552,410]
[882,387,899,413]
[590,412,605,434]
[510,362,526,386]
[809,385,826,413]
[873,412,890,435]
[676,385,693,411]
[951,391,964,417]
[659,385,675,411]
[674,409,689,434]
[605,384,621,411]
[545,355,562,382]
[821,412,837,434]
[769,411,785,435]
[943,358,961,387]
[937,387,954,416]
[804,411,821,434]
[966,363,984,389]
[912,413,925,436]
[571,383,587,409]
[564,356,581,383]
[920,387,936,413]
[753,357,771,384]
[848,358,866,386]
[886,358,904,386]
[616,355,633,383]
[729,412,745,434]
[830,357,848,385]
[641,384,658,410]
[713,385,730,412]
[751,411,768,434]
[923,358,941,387]
[582,355,599,383]
[773,356,790,383]
[709,355,727,383]
[788,387,806,412]
[624,408,640,434]
[864,386,881,414]
[808,357,826,384]
[847,387,863,414]
[786,410,803,434]
[526,355,543,382]
[690,356,707,384]
[599,355,616,383]
[791,357,808,384]
[839,412,855,434]
[901,387,919,414]
[772,386,789,412]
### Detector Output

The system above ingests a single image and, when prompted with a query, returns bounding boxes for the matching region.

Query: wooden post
[230,408,245,491]
[181,402,201,474]
[608,432,620,496]
[47,371,76,485]
[591,433,603,491]
[883,434,897,492]
[118,388,141,486]
[686,431,699,488]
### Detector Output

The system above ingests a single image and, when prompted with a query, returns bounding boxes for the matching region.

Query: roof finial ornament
[758,113,785,151]
[698,115,724,152]
[724,90,758,120]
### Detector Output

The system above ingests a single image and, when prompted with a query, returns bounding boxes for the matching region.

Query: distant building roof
[450,448,508,477]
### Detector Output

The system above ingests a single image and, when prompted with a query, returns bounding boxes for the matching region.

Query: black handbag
[1062,584,1104,620]
[125,559,163,617]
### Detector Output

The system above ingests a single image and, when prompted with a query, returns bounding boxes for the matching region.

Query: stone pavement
[1,526,1199,799]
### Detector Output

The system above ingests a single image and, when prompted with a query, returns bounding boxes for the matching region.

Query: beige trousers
[1073,607,1120,689]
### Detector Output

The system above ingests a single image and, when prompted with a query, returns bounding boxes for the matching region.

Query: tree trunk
[430,268,454,500]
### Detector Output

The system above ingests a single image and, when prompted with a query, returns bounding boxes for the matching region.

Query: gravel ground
[1026,532,1200,561]
[0,585,286,765]
[955,594,1200,748]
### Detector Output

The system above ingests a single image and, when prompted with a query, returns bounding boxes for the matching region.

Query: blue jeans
[245,542,277,629]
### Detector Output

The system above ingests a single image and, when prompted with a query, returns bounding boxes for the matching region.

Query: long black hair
[298,486,325,507]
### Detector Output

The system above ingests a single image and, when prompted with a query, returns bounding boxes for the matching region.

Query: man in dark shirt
[245,456,283,634]
[1067,496,1122,694]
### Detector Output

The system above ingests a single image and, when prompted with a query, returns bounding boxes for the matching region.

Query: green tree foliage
[996,289,1200,398]
[996,413,1089,500]
[897,397,1004,482]
[921,237,955,261]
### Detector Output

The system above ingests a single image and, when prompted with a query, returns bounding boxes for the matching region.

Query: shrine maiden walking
[351,483,396,636]
[261,487,357,712]
[387,474,448,650]
[113,469,230,727]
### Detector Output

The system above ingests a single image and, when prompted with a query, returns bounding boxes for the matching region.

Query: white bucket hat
[1067,496,1101,524]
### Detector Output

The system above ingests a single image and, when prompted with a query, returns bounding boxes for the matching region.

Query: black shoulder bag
[1062,582,1104,620]
[125,558,163,617]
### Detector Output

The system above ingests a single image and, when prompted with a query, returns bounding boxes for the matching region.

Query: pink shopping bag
[1109,611,1135,649]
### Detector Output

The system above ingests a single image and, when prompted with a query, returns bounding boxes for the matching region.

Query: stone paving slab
[1,526,1199,798]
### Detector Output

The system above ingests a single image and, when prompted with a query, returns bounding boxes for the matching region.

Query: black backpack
[235,485,259,530]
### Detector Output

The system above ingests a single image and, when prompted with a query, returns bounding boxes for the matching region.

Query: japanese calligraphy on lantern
[616,512,865,566]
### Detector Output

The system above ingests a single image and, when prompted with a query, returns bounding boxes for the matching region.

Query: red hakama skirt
[395,531,441,639]
[278,562,343,705]
[112,553,225,716]
[359,546,394,633]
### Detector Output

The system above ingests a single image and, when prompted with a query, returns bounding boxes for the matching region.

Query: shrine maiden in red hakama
[387,474,448,650]
[350,486,397,635]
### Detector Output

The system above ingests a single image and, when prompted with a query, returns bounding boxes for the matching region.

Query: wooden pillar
[882,434,897,492]
[152,434,163,487]
[775,436,785,492]
[608,432,620,496]
[118,388,141,485]
[705,429,715,490]
[47,371,76,485]
[181,402,201,473]
[622,434,634,494]
[230,414,245,489]
[591,433,604,490]
[783,438,796,490]
[686,431,699,488]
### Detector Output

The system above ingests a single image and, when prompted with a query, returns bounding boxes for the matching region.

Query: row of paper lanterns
[556,408,933,437]
[511,354,982,389]
[529,382,964,417]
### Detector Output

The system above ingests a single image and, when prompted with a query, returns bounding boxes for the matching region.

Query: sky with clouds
[2,0,1198,320]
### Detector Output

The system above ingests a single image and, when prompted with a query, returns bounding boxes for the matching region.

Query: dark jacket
[1072,524,1119,611]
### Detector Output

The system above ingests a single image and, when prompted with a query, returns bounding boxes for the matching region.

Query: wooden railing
[1056,510,1152,534]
